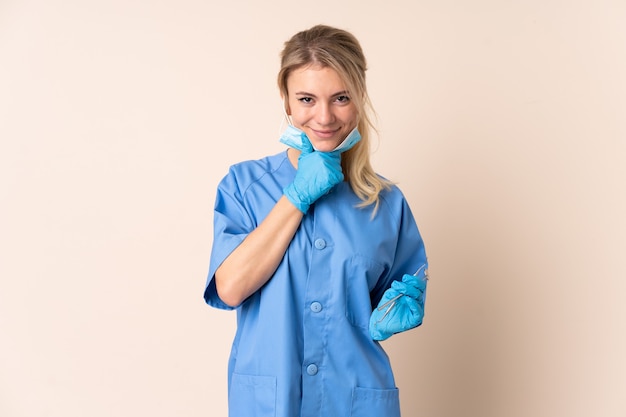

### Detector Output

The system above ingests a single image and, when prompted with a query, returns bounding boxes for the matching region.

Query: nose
[316,103,335,126]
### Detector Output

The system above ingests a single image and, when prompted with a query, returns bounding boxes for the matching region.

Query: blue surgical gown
[204,151,427,417]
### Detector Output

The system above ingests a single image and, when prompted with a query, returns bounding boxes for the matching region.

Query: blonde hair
[277,24,391,213]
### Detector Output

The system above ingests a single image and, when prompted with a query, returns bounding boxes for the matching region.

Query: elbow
[215,272,245,308]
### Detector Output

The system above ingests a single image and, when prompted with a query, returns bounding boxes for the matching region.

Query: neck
[287,148,301,168]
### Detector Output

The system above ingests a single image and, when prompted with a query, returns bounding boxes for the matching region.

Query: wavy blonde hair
[277,24,392,212]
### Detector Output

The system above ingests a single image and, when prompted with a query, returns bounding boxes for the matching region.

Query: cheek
[339,105,358,122]
[341,112,358,128]
[289,108,311,126]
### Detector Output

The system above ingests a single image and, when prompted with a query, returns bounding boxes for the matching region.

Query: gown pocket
[345,255,385,330]
[350,386,401,417]
[229,373,277,417]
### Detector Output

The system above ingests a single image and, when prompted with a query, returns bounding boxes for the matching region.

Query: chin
[314,145,338,152]
[311,139,342,152]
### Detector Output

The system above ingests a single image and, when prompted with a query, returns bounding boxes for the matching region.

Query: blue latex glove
[283,132,344,213]
[369,265,428,341]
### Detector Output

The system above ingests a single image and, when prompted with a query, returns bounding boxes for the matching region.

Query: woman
[204,24,428,417]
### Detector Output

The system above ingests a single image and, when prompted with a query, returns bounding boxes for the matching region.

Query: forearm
[215,195,303,307]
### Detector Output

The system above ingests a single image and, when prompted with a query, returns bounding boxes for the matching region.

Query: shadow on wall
[382,136,543,416]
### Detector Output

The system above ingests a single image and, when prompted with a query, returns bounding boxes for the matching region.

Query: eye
[297,97,313,104]
[335,95,351,104]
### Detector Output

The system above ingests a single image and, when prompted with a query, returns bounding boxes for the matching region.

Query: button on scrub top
[205,151,427,417]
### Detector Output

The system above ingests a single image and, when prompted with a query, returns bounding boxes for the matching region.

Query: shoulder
[377,177,407,205]
[228,151,289,176]
[220,151,291,190]
[376,179,415,222]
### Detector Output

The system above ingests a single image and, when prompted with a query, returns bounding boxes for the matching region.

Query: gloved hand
[283,133,344,213]
[369,265,428,341]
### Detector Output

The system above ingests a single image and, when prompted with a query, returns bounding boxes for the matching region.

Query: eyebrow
[294,90,350,98]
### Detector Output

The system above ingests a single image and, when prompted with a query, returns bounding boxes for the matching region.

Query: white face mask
[278,124,362,153]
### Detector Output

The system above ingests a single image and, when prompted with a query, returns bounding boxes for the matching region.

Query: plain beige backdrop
[1,1,625,416]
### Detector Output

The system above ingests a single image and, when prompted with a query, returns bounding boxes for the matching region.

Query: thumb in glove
[283,131,344,213]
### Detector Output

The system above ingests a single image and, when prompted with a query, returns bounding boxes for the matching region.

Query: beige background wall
[1,1,624,416]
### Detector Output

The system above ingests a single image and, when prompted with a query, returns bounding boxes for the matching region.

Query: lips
[311,128,340,139]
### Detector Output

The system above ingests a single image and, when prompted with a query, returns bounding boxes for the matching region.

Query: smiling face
[285,65,358,152]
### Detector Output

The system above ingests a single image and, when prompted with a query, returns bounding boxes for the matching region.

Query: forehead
[286,65,347,94]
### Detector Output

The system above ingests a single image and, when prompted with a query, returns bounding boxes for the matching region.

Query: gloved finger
[398,296,424,327]
[325,149,343,159]
[393,297,423,329]
[307,153,344,187]
[369,296,424,341]
[390,278,423,299]
[391,274,426,299]
[375,286,402,309]
[401,273,427,292]
[299,131,314,154]
[316,149,342,163]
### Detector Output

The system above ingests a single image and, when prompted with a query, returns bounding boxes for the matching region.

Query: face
[285,65,358,152]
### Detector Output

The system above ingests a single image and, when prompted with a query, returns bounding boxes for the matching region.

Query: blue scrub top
[205,151,427,417]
